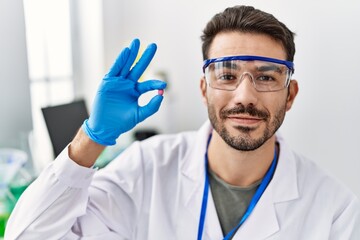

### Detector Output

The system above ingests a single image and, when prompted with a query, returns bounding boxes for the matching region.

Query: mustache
[220,105,269,120]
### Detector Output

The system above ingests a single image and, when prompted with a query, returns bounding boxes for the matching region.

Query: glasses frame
[202,55,295,92]
[203,55,294,73]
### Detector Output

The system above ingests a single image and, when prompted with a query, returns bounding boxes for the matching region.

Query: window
[23,0,74,166]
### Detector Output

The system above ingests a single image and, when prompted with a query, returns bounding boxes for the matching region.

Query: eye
[257,75,276,82]
[218,73,237,81]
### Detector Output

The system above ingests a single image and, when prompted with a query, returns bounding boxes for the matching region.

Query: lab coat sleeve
[5,147,97,240]
[329,196,360,240]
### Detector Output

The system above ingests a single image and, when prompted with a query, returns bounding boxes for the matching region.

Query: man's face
[201,32,298,151]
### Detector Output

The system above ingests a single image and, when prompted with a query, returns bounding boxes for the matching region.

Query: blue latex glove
[82,39,167,145]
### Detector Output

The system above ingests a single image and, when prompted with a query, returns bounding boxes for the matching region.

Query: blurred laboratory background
[0,0,359,203]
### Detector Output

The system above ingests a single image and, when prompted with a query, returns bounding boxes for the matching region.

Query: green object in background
[8,168,34,203]
[9,183,29,203]
[0,212,10,237]
[0,168,33,237]
[0,148,30,237]
[0,185,15,238]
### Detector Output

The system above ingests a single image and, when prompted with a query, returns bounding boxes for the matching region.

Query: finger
[105,47,130,77]
[136,80,167,94]
[120,39,140,77]
[138,95,164,122]
[128,43,157,81]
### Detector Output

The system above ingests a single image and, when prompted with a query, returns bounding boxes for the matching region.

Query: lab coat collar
[271,133,300,203]
[180,120,212,182]
[177,121,300,239]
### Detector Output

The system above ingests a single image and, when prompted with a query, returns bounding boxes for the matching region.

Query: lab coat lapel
[176,171,223,239]
[176,121,223,239]
[203,188,223,239]
[232,134,300,240]
[176,171,203,239]
[231,184,279,239]
[177,155,223,240]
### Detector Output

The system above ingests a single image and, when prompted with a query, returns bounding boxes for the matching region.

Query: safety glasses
[203,55,294,92]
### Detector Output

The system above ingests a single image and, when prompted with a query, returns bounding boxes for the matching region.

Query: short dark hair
[201,5,296,62]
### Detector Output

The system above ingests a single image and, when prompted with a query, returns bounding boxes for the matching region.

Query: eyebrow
[256,64,283,73]
[216,61,239,70]
[214,61,286,74]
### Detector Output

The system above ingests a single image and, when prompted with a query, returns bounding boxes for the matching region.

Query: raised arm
[5,39,166,239]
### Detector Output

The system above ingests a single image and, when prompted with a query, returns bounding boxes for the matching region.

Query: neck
[207,130,278,187]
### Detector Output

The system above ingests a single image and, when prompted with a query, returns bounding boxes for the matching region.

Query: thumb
[138,95,164,122]
[137,80,167,94]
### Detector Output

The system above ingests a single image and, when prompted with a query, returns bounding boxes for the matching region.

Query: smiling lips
[227,115,264,126]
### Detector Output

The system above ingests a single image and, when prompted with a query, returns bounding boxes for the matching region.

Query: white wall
[0,0,33,150]
[100,0,360,197]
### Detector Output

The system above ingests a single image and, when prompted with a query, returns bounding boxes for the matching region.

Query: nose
[232,72,258,106]
[238,72,256,88]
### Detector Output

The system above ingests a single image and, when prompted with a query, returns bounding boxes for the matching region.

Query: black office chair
[41,99,89,157]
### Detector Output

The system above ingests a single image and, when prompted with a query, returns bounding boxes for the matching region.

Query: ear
[286,79,299,111]
[200,76,208,106]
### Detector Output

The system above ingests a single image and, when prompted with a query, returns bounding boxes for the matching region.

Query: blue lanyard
[197,136,278,240]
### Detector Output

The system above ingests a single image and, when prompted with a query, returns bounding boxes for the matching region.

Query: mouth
[219,105,269,129]
[227,115,264,126]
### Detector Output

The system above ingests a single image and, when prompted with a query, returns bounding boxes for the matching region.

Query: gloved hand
[82,39,167,146]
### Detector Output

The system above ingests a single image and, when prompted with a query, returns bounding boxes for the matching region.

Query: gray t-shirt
[209,169,261,238]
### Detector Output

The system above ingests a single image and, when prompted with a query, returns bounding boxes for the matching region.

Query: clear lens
[205,60,291,92]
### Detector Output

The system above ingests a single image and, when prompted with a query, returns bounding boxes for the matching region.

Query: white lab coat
[5,121,360,240]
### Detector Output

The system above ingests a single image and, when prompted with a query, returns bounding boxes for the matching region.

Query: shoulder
[280,140,360,218]
[294,153,360,237]
[276,134,357,200]
[275,138,360,235]
[293,150,356,200]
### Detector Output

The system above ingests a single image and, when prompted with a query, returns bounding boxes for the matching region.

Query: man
[6,5,360,240]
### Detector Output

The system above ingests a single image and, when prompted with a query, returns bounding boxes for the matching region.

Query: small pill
[158,89,164,96]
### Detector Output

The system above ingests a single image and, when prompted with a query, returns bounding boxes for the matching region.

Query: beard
[208,103,286,151]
